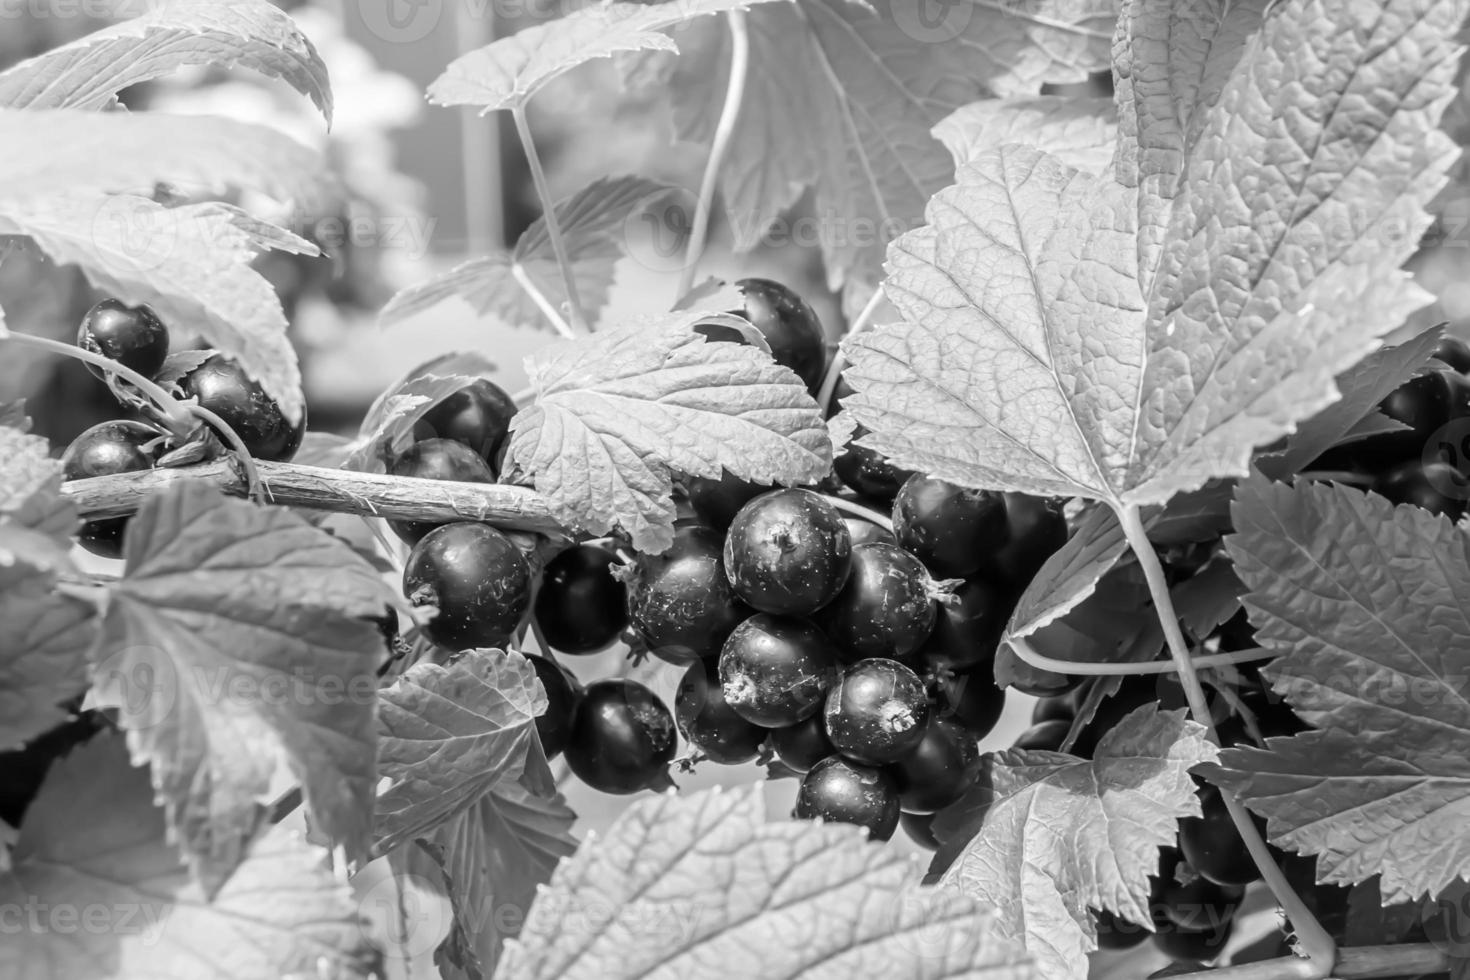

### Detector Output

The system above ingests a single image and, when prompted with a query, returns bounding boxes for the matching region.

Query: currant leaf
[941,708,1216,980]
[346,351,499,473]
[1213,476,1470,904]
[508,312,831,553]
[0,423,79,584]
[0,194,315,422]
[626,0,1113,310]
[843,0,1461,507]
[1007,504,1128,642]
[0,735,374,980]
[428,0,789,113]
[496,783,1031,980]
[89,483,394,895]
[0,582,93,751]
[0,0,332,121]
[935,95,1117,173]
[0,109,337,214]
[382,176,675,331]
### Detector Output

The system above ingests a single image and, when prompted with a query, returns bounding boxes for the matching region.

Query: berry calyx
[413,378,516,466]
[889,717,980,814]
[815,542,939,663]
[402,522,532,651]
[77,299,170,381]
[180,354,306,462]
[675,659,767,765]
[564,679,677,795]
[387,438,496,545]
[823,658,930,765]
[526,654,580,759]
[724,489,852,616]
[718,613,840,728]
[793,755,901,841]
[535,544,627,654]
[61,420,163,559]
[891,475,1009,578]
[626,525,751,664]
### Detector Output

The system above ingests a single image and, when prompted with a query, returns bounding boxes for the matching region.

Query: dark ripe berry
[824,658,930,765]
[816,543,938,663]
[793,756,900,841]
[1180,783,1262,887]
[77,299,169,381]
[62,420,161,559]
[724,489,852,615]
[731,278,827,392]
[1344,370,1461,469]
[180,354,306,462]
[412,378,516,466]
[891,475,1009,579]
[842,516,895,547]
[1012,719,1070,752]
[769,713,834,773]
[675,659,767,764]
[1158,873,1244,932]
[527,654,580,760]
[1376,460,1468,519]
[1005,663,1083,699]
[719,614,840,728]
[564,679,677,795]
[685,470,773,529]
[1093,908,1149,951]
[1151,918,1234,964]
[889,717,980,814]
[403,523,532,651]
[535,544,627,654]
[987,494,1068,589]
[1435,334,1470,373]
[388,439,496,545]
[834,429,915,505]
[900,810,940,851]
[932,669,1006,739]
[919,577,1010,671]
[627,525,751,664]
[1031,695,1075,726]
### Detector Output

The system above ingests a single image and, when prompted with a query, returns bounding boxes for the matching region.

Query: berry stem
[821,494,895,532]
[511,105,589,333]
[675,9,751,300]
[184,403,263,502]
[511,262,576,340]
[1007,636,1275,676]
[1116,503,1337,976]
[3,331,191,426]
[816,287,885,415]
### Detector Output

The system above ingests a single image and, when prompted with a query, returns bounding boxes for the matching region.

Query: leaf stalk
[511,105,589,333]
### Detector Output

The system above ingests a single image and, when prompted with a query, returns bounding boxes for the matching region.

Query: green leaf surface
[1007,503,1129,642]
[0,582,93,751]
[346,351,499,473]
[0,424,78,590]
[0,0,331,121]
[843,0,1461,507]
[0,734,373,980]
[942,709,1216,980]
[91,483,393,895]
[496,783,1032,980]
[0,109,336,214]
[935,95,1117,173]
[429,0,790,113]
[382,176,674,331]
[628,0,1113,307]
[0,194,315,422]
[508,312,831,552]
[1213,477,1470,904]
[375,650,550,855]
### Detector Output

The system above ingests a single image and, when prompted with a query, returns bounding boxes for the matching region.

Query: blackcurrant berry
[769,713,834,773]
[564,679,677,795]
[891,475,1009,579]
[793,756,900,841]
[1180,783,1262,887]
[387,439,496,545]
[685,470,774,529]
[1093,908,1149,951]
[932,669,1007,739]
[527,654,580,759]
[675,659,767,765]
[719,613,840,728]
[61,420,162,559]
[724,489,852,615]
[180,354,306,462]
[1005,664,1083,700]
[824,658,930,765]
[1434,334,1470,373]
[918,577,1010,671]
[987,494,1068,589]
[1376,460,1468,519]
[889,717,980,814]
[534,544,627,654]
[1150,918,1233,964]
[730,278,827,393]
[842,516,895,547]
[626,525,751,664]
[403,523,532,651]
[77,299,169,381]
[1158,873,1244,932]
[816,542,938,663]
[1011,719,1070,752]
[413,378,516,466]
[1343,370,1462,469]
[900,811,940,850]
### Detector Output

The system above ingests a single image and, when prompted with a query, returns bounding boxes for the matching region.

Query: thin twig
[511,262,575,340]
[512,105,588,333]
[1007,637,1275,676]
[823,494,894,532]
[816,287,885,415]
[4,331,190,426]
[184,403,262,502]
[675,9,751,299]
